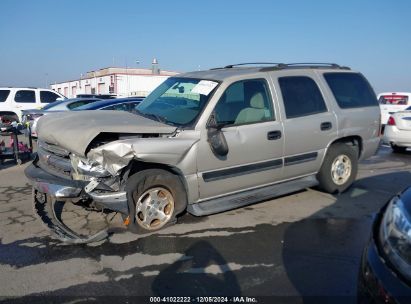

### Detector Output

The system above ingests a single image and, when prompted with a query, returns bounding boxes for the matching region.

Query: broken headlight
[379,195,411,282]
[70,154,111,179]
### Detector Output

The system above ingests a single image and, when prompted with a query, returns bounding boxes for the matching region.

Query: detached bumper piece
[33,190,109,244]
[25,164,129,244]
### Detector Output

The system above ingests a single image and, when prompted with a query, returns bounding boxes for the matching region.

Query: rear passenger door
[272,71,337,179]
[13,89,37,111]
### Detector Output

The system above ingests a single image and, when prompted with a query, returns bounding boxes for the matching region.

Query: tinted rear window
[0,90,10,102]
[379,95,409,105]
[324,73,378,108]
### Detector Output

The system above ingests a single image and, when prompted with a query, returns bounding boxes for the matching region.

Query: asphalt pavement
[0,146,410,303]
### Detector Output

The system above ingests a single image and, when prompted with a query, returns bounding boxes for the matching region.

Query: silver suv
[25,63,381,242]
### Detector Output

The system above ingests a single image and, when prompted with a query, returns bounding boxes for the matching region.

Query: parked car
[22,98,101,137]
[358,187,411,303]
[76,94,117,99]
[383,106,411,153]
[0,87,65,122]
[25,63,381,243]
[378,92,411,127]
[73,97,143,112]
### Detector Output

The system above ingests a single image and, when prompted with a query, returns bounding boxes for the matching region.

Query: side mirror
[207,113,229,156]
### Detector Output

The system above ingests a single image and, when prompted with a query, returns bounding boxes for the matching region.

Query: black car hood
[36,110,177,156]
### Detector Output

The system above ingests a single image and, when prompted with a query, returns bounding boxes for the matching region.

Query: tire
[125,169,187,234]
[0,113,19,123]
[317,143,358,194]
[391,144,407,153]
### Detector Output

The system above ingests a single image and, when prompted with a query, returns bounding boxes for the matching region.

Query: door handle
[267,130,282,140]
[320,122,332,131]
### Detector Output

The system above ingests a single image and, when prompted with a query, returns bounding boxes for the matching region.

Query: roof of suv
[180,63,352,82]
[0,87,55,90]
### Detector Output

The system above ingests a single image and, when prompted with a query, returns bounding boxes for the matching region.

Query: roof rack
[210,62,350,71]
[260,63,351,72]
[210,62,282,70]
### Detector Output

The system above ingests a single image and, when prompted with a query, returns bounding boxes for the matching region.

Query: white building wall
[52,74,170,98]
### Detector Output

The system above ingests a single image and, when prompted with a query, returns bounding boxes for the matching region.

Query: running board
[187,175,318,216]
[33,190,109,244]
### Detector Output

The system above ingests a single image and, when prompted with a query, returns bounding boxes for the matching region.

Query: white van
[0,87,65,122]
[378,92,411,125]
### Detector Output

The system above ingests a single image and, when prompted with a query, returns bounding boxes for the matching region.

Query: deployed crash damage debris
[33,190,122,244]
[25,109,196,243]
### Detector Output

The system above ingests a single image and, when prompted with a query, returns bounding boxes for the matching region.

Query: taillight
[387,116,396,126]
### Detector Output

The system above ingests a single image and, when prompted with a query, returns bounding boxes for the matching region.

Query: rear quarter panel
[315,71,381,160]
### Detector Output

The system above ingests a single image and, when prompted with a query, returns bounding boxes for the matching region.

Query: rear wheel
[317,143,358,194]
[390,143,407,153]
[0,113,19,123]
[125,169,187,233]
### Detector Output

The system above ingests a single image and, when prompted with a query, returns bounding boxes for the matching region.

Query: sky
[0,0,410,93]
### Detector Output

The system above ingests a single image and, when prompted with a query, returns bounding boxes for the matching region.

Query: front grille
[38,140,70,157]
[37,141,72,179]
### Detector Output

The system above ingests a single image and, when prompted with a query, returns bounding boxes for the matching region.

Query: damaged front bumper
[25,164,129,243]
[33,190,109,244]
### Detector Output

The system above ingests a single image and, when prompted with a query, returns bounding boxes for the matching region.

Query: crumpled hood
[37,110,177,156]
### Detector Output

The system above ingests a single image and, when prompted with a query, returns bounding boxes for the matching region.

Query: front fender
[87,137,200,176]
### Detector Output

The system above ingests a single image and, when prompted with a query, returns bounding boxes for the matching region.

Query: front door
[197,78,284,200]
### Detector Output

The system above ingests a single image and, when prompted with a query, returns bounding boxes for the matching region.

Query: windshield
[42,100,66,110]
[136,77,219,126]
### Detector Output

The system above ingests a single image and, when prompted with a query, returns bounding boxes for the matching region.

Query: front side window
[324,73,378,109]
[279,76,327,119]
[0,90,10,102]
[14,90,36,103]
[137,77,219,126]
[40,91,61,103]
[213,79,274,126]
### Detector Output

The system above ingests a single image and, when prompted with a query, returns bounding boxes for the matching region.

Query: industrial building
[51,59,179,98]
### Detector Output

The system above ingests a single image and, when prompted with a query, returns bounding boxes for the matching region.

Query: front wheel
[317,143,358,194]
[125,169,187,233]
